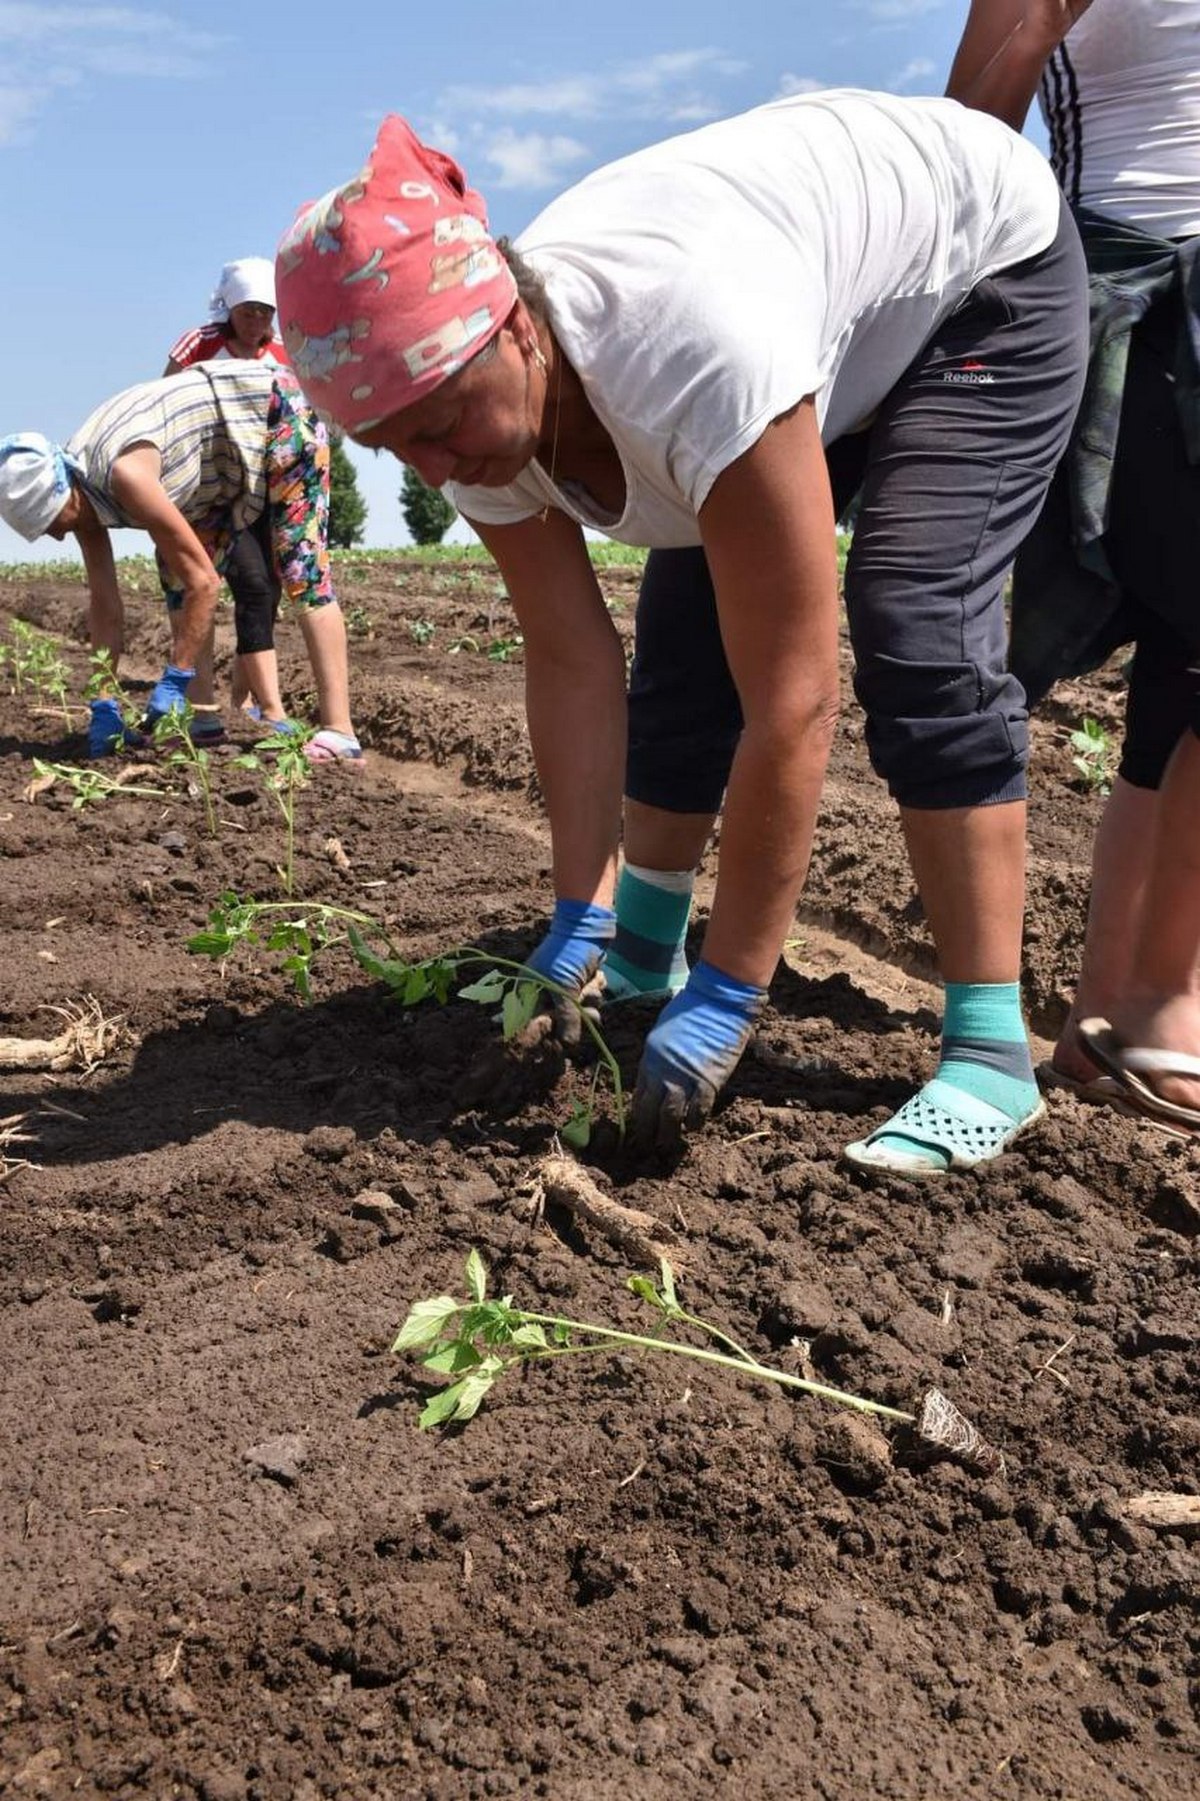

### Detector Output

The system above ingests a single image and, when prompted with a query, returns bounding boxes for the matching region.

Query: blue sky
[0,0,1046,563]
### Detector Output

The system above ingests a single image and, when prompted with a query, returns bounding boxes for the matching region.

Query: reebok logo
[942,359,996,385]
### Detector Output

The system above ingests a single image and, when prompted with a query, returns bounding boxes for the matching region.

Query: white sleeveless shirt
[1040,0,1200,235]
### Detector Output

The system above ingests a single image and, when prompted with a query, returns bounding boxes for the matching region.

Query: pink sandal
[304,729,363,763]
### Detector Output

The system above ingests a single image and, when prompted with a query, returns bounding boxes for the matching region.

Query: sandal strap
[863,1078,1018,1162]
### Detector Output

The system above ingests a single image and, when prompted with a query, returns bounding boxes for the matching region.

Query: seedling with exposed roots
[348,932,623,1146]
[396,1248,1005,1473]
[27,758,168,810]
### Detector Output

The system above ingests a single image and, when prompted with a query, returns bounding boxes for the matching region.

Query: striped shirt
[1039,0,1200,236]
[167,321,289,369]
[66,364,279,532]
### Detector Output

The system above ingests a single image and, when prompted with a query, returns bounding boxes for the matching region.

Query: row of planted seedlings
[5,611,1009,1478]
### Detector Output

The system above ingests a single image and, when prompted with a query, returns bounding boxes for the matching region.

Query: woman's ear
[509,301,539,362]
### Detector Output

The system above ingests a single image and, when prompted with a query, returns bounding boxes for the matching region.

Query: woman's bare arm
[468,508,627,908]
[109,445,221,668]
[697,397,842,987]
[947,0,1095,128]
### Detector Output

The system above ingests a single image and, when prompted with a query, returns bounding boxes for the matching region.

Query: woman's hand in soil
[524,899,616,1045]
[630,959,766,1150]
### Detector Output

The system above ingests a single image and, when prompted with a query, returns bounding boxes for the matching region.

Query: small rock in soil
[243,1433,309,1486]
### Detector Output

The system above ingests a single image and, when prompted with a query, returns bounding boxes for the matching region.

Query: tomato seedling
[394,1250,1004,1473]
[186,890,374,1001]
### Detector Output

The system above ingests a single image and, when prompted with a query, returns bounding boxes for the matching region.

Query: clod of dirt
[243,1434,309,1487]
[302,1125,356,1162]
[351,1189,403,1227]
[759,1277,836,1342]
[816,1411,894,1494]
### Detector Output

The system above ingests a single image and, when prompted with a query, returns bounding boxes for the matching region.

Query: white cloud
[479,129,591,192]
[0,82,44,145]
[775,73,826,98]
[0,4,222,143]
[440,47,749,129]
[853,0,945,18]
[889,56,937,91]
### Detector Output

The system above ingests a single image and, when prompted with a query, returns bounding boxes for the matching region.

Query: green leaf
[628,1275,659,1307]
[503,981,539,1037]
[447,1360,503,1423]
[659,1260,678,1310]
[464,1247,488,1303]
[423,1342,481,1374]
[509,1323,548,1348]
[459,971,506,1005]
[393,1294,461,1352]
[186,929,235,958]
[560,1103,592,1151]
[418,1360,500,1430]
[418,1380,472,1430]
[500,986,527,1039]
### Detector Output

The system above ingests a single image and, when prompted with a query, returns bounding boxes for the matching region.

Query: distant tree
[401,466,456,546]
[327,435,367,547]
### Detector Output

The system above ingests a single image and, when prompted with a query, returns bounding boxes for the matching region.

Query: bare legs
[231,648,287,720]
[1065,732,1200,1112]
[624,794,1028,989]
[622,797,714,873]
[900,800,1026,982]
[1052,775,1153,1080]
[298,602,354,737]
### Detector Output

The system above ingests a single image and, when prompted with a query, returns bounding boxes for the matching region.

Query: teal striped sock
[604,864,693,1001]
[870,982,1039,1170]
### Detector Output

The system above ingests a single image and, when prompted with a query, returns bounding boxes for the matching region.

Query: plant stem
[453,949,626,1134]
[518,1311,914,1423]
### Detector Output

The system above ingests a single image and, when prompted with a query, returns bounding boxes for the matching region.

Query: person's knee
[856,656,1028,805]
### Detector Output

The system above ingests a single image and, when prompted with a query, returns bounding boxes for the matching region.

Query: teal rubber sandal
[844,1077,1045,1177]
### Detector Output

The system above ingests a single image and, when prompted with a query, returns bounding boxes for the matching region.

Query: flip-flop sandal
[1078,1019,1200,1135]
[304,729,363,763]
[1037,1060,1191,1140]
[843,1077,1045,1177]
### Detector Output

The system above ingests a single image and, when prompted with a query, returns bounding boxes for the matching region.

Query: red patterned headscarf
[275,116,518,433]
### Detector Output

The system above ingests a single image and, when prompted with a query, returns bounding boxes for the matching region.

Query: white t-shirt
[1040,0,1200,237]
[450,89,1060,547]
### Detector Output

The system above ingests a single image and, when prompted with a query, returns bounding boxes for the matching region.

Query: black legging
[227,509,281,655]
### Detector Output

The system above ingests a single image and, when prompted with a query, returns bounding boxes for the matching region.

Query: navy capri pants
[627,197,1089,813]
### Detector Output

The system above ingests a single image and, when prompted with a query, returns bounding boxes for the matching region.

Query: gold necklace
[537,346,563,525]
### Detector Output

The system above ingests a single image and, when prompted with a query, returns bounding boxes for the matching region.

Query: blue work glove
[524,899,616,1045]
[630,958,767,1150]
[144,663,195,728]
[87,697,124,758]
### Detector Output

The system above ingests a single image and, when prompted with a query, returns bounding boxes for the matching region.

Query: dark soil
[0,557,1196,1801]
